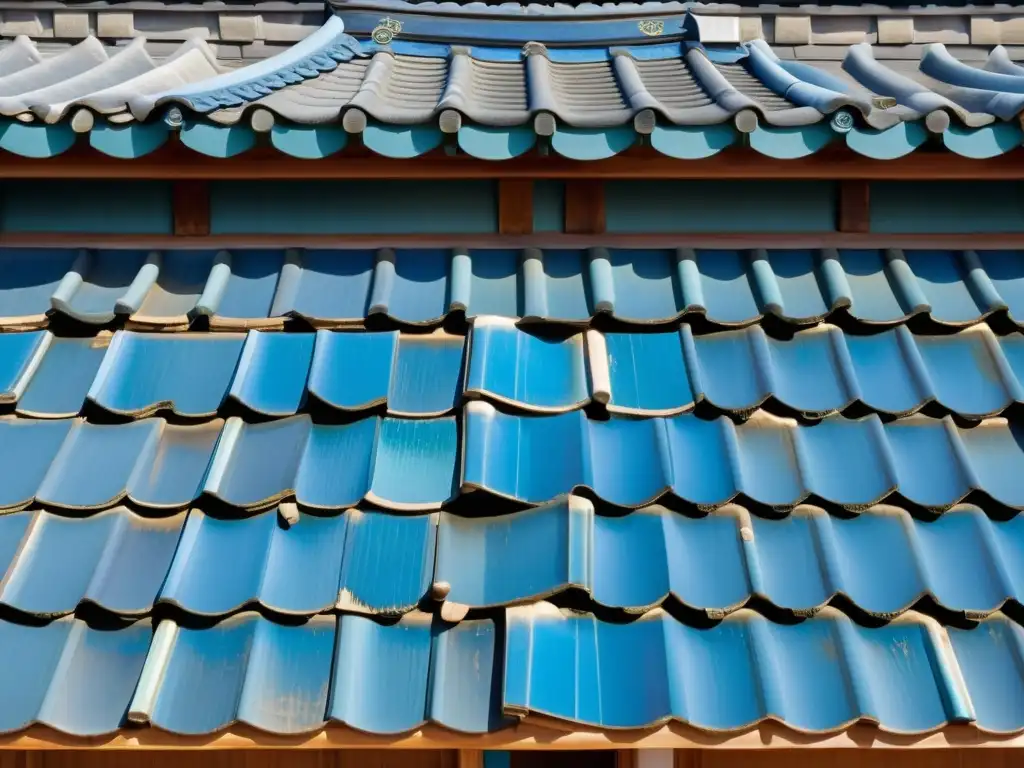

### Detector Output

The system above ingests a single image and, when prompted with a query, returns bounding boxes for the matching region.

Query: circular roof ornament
[371,17,402,45]
[830,110,854,134]
[164,107,184,130]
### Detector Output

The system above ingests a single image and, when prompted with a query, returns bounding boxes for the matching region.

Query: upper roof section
[4,2,1024,161]
[7,0,1024,55]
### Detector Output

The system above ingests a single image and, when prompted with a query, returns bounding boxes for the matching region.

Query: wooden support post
[172,180,211,236]
[565,179,606,235]
[498,179,534,235]
[837,179,870,233]
[458,750,485,768]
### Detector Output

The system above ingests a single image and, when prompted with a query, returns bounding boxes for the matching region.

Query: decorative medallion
[371,17,403,44]
[829,110,854,134]
[638,19,665,37]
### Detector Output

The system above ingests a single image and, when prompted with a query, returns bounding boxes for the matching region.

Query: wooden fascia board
[5,147,1024,180]
[1,724,1023,751]
[6,234,1024,249]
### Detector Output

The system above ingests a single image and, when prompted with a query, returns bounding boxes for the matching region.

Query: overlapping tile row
[3,407,1024,513]
[8,322,1024,419]
[3,247,1024,331]
[3,607,1024,736]
[3,499,1024,622]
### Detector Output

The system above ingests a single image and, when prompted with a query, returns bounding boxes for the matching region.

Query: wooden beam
[5,233,1024,250]
[2,722,1024,751]
[7,144,1024,180]
[458,750,484,768]
[172,180,210,237]
[837,180,871,233]
[498,180,534,235]
[565,180,605,235]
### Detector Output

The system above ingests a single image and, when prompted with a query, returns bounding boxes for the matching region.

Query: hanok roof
[3,4,1024,160]
[0,245,1023,743]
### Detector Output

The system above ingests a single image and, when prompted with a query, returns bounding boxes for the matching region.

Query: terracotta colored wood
[564,180,606,235]
[4,233,1024,250]
[0,753,457,768]
[498,180,534,235]
[618,751,639,768]
[172,181,211,237]
[1,722,1023,751]
[7,751,1024,768]
[9,144,1024,180]
[837,180,871,233]
[458,751,484,768]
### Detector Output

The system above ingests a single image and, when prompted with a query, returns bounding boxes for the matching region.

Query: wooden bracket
[565,180,606,235]
[837,180,870,233]
[498,180,534,235]
[172,180,211,237]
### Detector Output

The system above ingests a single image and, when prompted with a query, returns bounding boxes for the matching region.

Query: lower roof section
[2,605,1023,739]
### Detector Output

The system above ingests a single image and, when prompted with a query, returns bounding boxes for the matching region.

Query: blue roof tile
[466,317,590,412]
[30,418,221,511]
[309,329,464,416]
[89,332,245,417]
[204,415,459,511]
[328,613,501,734]
[128,612,501,735]
[0,249,78,327]
[202,249,288,327]
[0,508,185,617]
[0,331,46,405]
[504,604,974,732]
[229,330,314,416]
[137,613,336,735]
[0,616,152,736]
[0,417,73,511]
[1,248,1023,331]
[160,507,435,616]
[50,250,151,325]
[947,618,1024,735]
[17,335,107,417]
[160,509,348,616]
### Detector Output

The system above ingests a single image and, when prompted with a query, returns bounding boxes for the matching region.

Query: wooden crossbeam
[4,145,1024,181]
